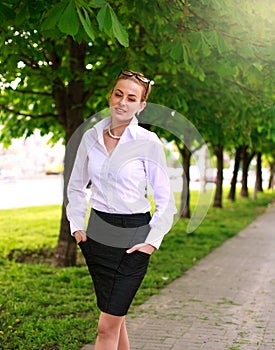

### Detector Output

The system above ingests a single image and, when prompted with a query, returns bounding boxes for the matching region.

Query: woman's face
[109,79,146,126]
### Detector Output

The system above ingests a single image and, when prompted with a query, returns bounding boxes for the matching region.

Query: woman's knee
[97,312,124,338]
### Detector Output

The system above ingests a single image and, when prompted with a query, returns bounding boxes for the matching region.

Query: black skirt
[78,209,151,316]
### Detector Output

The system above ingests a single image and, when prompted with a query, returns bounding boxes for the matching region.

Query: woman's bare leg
[94,312,125,350]
[118,317,130,350]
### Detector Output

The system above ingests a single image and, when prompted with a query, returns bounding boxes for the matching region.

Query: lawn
[0,189,274,349]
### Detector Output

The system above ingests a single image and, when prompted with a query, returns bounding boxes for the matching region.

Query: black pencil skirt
[78,209,151,316]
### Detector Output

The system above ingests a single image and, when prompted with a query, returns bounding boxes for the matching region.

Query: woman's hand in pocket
[126,243,156,255]
[74,230,87,244]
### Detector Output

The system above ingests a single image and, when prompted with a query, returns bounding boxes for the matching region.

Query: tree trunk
[240,146,255,198]
[180,147,191,218]
[54,38,87,267]
[227,146,242,201]
[268,161,275,190]
[175,139,191,218]
[255,151,263,193]
[213,143,223,208]
[55,203,78,266]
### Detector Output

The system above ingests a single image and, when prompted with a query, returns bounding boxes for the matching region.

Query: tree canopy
[1,0,275,265]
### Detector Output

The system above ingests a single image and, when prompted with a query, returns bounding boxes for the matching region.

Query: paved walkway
[81,203,275,350]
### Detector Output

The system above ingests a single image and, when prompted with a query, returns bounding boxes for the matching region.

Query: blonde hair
[115,70,151,101]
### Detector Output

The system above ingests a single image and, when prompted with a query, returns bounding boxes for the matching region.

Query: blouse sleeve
[66,131,91,235]
[144,134,177,249]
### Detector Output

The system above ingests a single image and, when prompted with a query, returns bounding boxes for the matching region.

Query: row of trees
[1,0,274,265]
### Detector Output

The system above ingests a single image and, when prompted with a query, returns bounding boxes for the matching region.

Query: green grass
[0,206,60,259]
[0,189,274,349]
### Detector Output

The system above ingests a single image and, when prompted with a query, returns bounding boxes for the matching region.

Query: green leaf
[189,32,201,52]
[182,44,189,65]
[245,65,263,86]
[90,0,107,8]
[76,6,95,41]
[40,1,67,31]
[73,24,90,43]
[200,32,211,56]
[170,39,182,60]
[204,31,216,46]
[58,0,79,36]
[96,4,111,32]
[194,64,205,81]
[108,5,129,47]
[215,62,237,79]
[215,32,228,54]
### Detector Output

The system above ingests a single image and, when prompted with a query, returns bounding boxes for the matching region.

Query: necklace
[108,127,121,139]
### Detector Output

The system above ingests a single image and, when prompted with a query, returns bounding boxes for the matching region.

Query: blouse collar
[94,115,139,141]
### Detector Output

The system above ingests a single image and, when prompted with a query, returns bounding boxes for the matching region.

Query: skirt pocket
[78,239,93,266]
[118,250,150,277]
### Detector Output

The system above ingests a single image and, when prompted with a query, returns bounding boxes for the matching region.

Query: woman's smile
[115,107,127,115]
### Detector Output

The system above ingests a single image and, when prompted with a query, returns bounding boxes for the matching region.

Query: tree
[0,0,130,266]
[228,146,242,201]
[254,151,264,199]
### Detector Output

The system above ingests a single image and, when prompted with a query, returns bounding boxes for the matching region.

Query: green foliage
[76,6,95,41]
[106,4,129,47]
[39,0,129,46]
[1,0,274,152]
[58,0,80,36]
[40,1,68,32]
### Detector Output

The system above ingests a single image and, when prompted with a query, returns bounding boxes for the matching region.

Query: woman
[66,70,176,350]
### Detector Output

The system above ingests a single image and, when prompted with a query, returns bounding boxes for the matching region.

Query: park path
[81,202,275,350]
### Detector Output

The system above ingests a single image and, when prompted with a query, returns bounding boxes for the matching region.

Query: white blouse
[66,116,177,249]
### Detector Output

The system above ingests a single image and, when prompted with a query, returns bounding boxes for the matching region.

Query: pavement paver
[81,203,275,350]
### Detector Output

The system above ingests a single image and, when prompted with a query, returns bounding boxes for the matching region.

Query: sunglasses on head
[118,70,151,97]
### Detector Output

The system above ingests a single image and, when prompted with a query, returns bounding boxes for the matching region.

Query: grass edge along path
[0,190,274,349]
